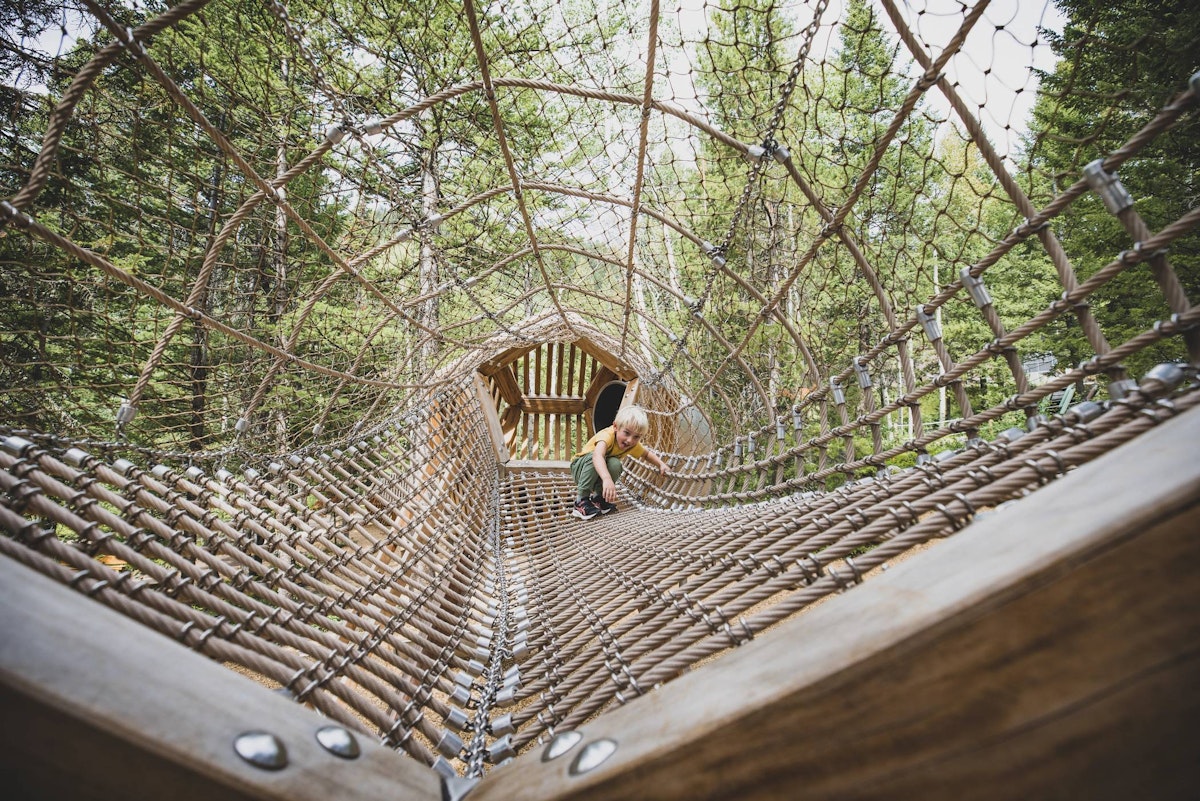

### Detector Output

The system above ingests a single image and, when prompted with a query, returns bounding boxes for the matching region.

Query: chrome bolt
[233,731,288,770]
[542,730,582,762]
[569,737,618,775]
[315,726,360,759]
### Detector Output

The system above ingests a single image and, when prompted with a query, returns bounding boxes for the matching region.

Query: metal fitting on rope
[995,427,1025,444]
[115,400,138,427]
[435,730,464,759]
[960,267,992,308]
[1083,159,1134,215]
[853,357,871,389]
[916,68,943,91]
[1,436,34,457]
[118,26,146,57]
[1190,71,1200,100]
[443,706,470,731]
[1107,378,1137,400]
[745,144,767,159]
[362,117,384,135]
[486,734,516,764]
[321,125,345,145]
[63,447,92,467]
[829,378,845,405]
[916,304,941,341]
[490,713,515,737]
[771,143,790,162]
[234,417,250,434]
[1138,362,1186,399]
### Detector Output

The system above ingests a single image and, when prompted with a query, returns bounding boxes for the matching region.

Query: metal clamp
[1083,159,1134,215]
[960,267,992,308]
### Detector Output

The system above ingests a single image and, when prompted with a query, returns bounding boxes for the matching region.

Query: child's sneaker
[572,497,600,520]
[590,495,617,514]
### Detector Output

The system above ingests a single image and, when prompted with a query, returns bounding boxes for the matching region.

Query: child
[570,405,669,520]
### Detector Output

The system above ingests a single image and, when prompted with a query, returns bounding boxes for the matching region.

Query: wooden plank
[474,372,511,465]
[523,397,587,415]
[555,342,566,397]
[471,403,1200,801]
[0,557,442,801]
[534,344,544,396]
[566,343,578,401]
[490,365,524,409]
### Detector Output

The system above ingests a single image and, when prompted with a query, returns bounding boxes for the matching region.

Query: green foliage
[1027,0,1199,379]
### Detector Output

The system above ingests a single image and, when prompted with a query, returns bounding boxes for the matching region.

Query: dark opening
[592,381,627,432]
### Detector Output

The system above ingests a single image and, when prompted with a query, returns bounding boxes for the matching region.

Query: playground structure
[1,1,1198,798]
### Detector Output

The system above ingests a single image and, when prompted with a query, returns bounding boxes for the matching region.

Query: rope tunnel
[1,1,1198,798]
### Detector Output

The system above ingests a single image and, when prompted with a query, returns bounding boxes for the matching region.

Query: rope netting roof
[1,0,1199,789]
[2,0,1194,462]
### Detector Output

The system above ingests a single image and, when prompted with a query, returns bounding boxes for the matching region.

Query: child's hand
[602,479,617,503]
[657,464,669,476]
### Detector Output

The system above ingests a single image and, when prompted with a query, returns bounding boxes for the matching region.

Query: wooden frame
[0,558,441,801]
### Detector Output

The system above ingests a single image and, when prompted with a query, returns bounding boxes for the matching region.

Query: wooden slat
[0,558,442,801]
[523,397,587,415]
[471,404,1200,801]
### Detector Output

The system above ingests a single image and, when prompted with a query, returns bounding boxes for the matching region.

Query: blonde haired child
[569,405,669,519]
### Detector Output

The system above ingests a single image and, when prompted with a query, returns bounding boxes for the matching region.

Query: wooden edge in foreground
[472,403,1200,801]
[0,558,443,801]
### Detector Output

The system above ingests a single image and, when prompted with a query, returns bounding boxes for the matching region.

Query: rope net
[1,0,1198,781]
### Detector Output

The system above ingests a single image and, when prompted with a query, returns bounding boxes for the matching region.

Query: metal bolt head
[315,726,360,759]
[542,730,582,762]
[569,737,618,775]
[234,731,288,770]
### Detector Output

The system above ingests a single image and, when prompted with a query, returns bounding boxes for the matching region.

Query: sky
[667,0,1067,162]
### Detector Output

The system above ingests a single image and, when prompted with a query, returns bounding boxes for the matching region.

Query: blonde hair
[612,405,649,435]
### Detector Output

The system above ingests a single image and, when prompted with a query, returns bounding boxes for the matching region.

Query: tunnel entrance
[592,380,628,433]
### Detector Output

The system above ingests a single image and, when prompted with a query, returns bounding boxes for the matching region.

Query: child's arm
[643,449,670,476]
[592,440,619,502]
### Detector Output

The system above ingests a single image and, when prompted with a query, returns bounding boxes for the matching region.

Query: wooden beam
[471,404,1200,801]
[573,337,637,382]
[489,364,524,409]
[474,372,511,465]
[523,396,587,415]
[0,557,442,801]
[583,366,618,413]
[479,344,538,376]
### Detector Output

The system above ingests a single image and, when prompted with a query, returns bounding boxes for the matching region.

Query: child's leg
[605,456,623,485]
[570,455,600,499]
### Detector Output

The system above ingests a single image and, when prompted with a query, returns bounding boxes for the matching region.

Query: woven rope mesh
[2,0,1198,779]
